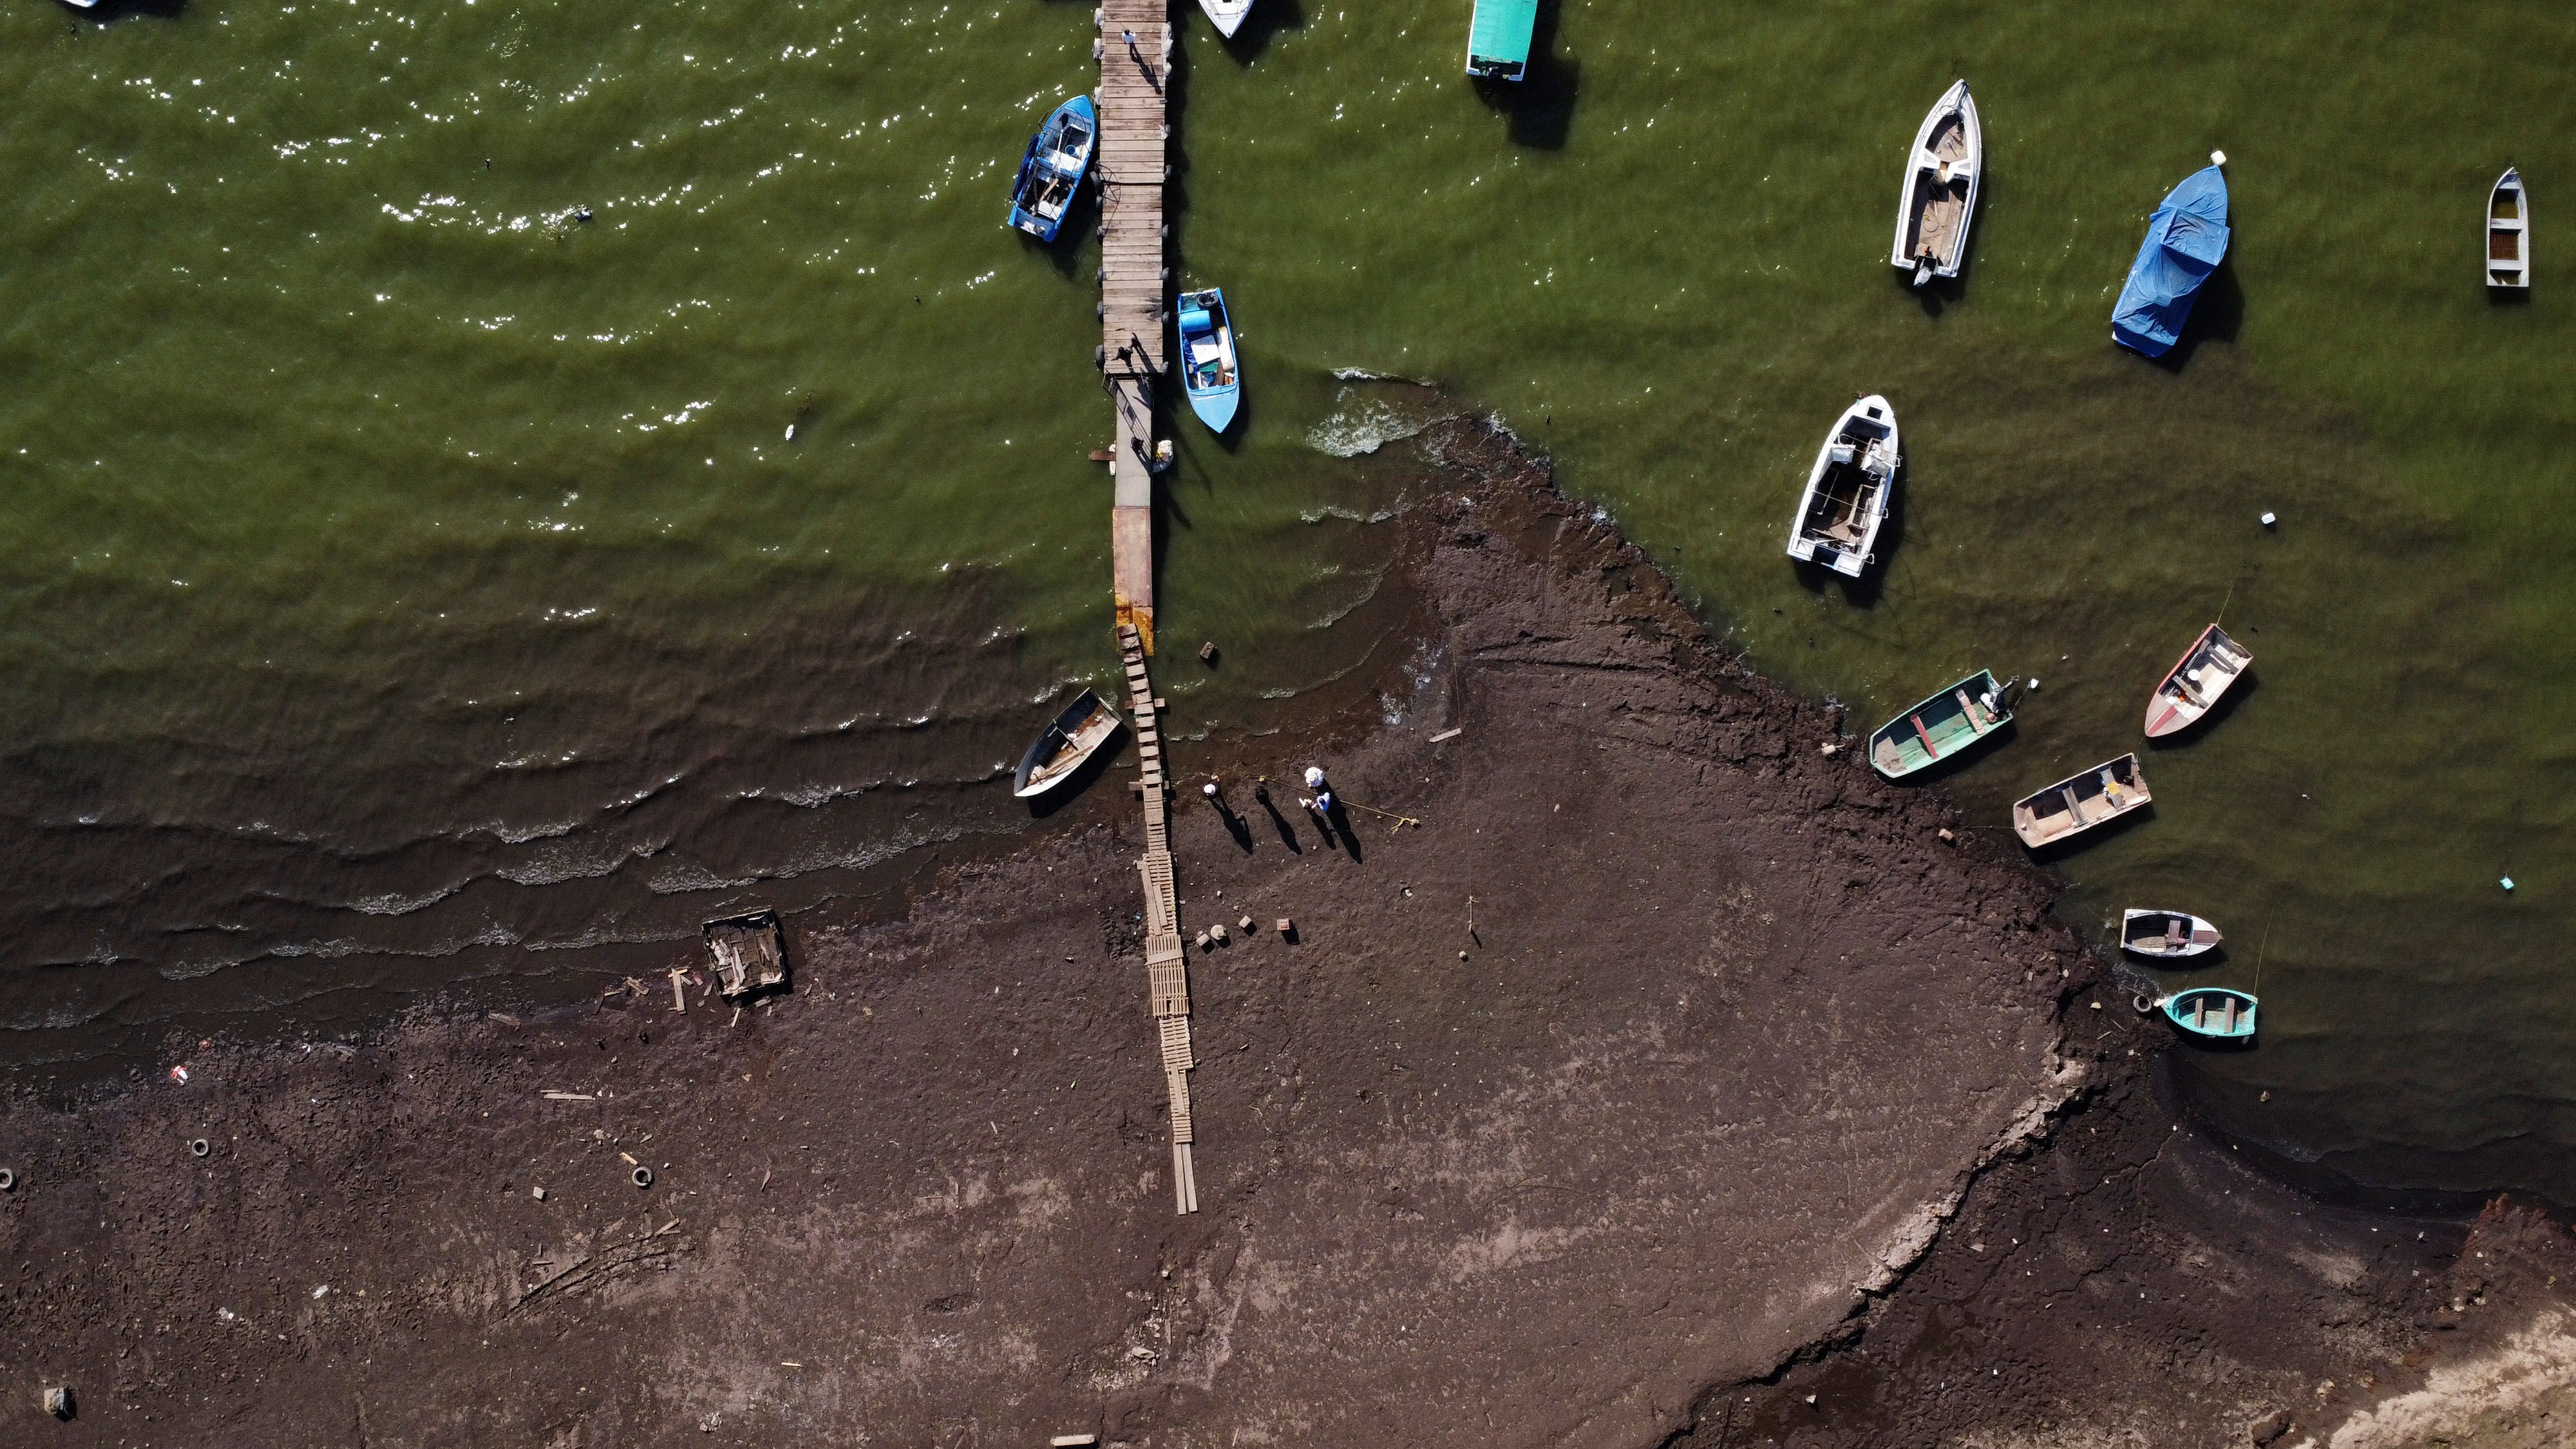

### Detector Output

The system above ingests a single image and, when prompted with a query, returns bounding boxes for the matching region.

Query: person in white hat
[1300,766,1333,818]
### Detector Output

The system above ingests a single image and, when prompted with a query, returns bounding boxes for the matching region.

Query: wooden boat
[1175,288,1241,432]
[2121,909,2223,960]
[1465,0,1539,81]
[2143,623,2250,737]
[1005,95,1097,243]
[2114,163,2230,357]
[1785,395,1900,578]
[1891,80,1982,287]
[2488,167,2531,290]
[1869,670,2011,780]
[704,909,790,997]
[1012,689,1121,799]
[2011,753,2150,848]
[1198,0,1254,37]
[2161,986,2258,1041]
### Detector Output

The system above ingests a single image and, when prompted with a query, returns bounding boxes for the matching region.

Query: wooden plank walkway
[1098,0,1170,654]
[1118,621,1197,1214]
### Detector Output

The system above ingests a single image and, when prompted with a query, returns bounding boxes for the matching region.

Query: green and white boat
[2160,986,2258,1041]
[1868,670,2011,780]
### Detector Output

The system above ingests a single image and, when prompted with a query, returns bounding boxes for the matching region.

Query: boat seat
[1828,442,1857,466]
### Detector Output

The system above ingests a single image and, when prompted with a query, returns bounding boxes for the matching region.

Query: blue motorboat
[1006,95,1097,242]
[2112,164,2230,357]
[1175,289,1240,433]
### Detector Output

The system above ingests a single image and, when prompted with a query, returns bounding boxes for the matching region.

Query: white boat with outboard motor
[1785,394,1900,578]
[1892,80,1982,286]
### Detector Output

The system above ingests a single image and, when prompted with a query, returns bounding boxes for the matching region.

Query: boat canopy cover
[1468,0,1539,66]
[2112,166,2230,357]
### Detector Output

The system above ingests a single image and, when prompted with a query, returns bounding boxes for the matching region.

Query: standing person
[1300,765,1333,819]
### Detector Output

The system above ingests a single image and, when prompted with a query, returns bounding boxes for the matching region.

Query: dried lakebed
[0,422,2566,1448]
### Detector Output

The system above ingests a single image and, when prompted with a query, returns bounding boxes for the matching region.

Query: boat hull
[2114,165,2231,357]
[2162,987,2257,1040]
[2489,167,2531,290]
[1198,0,1253,37]
[1891,80,1982,281]
[2121,909,2223,960]
[1175,288,1242,433]
[1012,690,1121,798]
[2143,623,2251,737]
[1870,669,2011,779]
[2011,753,2150,848]
[1005,96,1097,243]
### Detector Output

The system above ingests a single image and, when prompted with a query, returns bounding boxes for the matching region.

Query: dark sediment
[2,419,2569,1447]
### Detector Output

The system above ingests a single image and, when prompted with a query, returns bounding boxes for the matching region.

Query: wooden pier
[1118,623,1196,1215]
[1096,0,1171,653]
[1095,2,1197,1215]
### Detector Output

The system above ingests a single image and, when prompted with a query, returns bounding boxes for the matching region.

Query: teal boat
[1466,0,1538,80]
[1868,670,2011,780]
[2161,987,2258,1041]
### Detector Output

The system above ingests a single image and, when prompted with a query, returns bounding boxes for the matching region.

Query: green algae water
[2,1,2571,1206]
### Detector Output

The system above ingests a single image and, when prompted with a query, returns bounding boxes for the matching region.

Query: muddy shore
[3,421,2570,1447]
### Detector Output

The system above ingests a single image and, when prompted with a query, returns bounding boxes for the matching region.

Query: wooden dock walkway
[1095,3,1196,1217]
[1097,0,1170,654]
[1118,623,1197,1215]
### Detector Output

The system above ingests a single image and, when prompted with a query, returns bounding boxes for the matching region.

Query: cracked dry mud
[1,421,2568,1448]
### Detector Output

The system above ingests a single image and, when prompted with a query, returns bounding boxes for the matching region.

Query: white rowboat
[2489,167,2530,290]
[2121,909,2223,960]
[1891,80,1982,286]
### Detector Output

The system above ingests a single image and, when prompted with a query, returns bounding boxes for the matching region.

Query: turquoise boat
[2162,987,2258,1041]
[1868,670,2011,780]
[1466,0,1538,80]
[1175,289,1240,433]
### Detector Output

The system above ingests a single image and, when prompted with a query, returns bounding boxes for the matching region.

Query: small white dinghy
[1892,80,1982,286]
[1012,690,1122,799]
[1198,0,1254,38]
[2121,909,2223,960]
[1785,395,1900,578]
[2489,167,2530,290]
[2143,623,2251,738]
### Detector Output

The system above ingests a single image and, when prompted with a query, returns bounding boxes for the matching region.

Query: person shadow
[1318,800,1365,862]
[1207,791,1256,853]
[1253,785,1303,855]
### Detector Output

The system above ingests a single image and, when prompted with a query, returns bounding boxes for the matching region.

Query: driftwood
[496,1221,687,1323]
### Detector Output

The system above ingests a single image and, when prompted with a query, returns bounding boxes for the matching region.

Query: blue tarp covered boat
[1175,289,1241,433]
[1466,0,1539,80]
[1006,95,1096,243]
[2112,164,2230,357]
